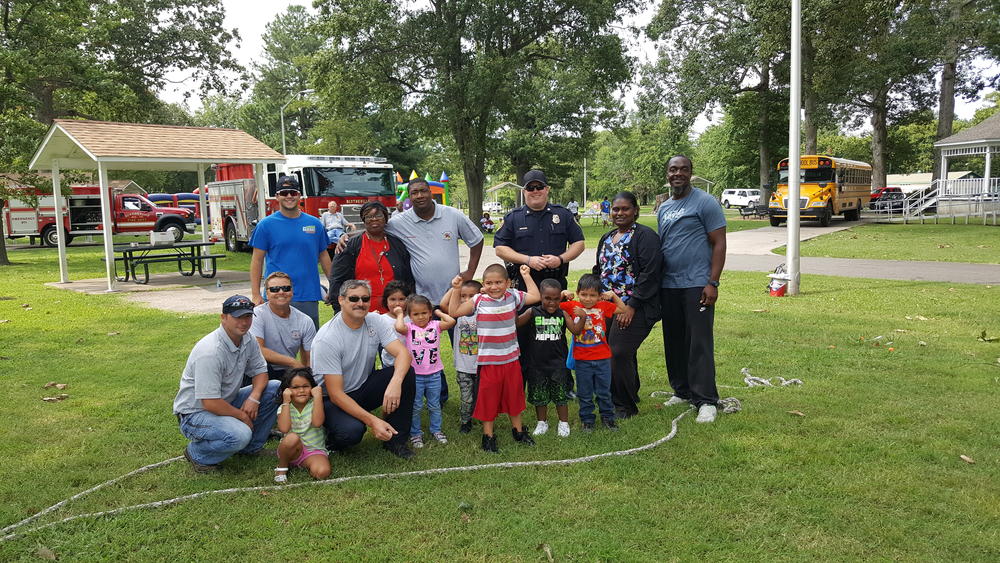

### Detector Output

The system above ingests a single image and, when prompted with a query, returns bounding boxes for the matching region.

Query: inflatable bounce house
[396,171,451,209]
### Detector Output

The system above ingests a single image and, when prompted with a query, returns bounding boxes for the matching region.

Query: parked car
[870,186,902,208]
[871,191,906,213]
[720,189,761,208]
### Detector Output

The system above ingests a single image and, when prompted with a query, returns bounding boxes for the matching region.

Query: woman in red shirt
[327,202,414,314]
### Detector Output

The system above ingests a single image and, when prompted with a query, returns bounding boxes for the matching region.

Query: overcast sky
[159,0,994,132]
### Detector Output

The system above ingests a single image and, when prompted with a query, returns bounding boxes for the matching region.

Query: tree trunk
[870,92,889,189]
[513,157,531,186]
[0,211,10,265]
[757,60,773,203]
[802,35,818,155]
[453,123,486,222]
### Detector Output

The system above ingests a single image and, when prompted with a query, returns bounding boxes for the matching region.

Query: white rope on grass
[2,409,692,542]
[649,367,805,416]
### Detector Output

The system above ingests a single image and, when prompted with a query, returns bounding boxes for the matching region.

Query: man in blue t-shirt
[656,156,727,424]
[249,175,332,328]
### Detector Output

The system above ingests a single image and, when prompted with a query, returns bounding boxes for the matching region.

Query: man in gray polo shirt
[173,295,281,472]
[387,178,483,305]
[249,272,316,384]
[312,279,417,459]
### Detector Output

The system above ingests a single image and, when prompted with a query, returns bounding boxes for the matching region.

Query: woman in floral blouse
[593,191,663,419]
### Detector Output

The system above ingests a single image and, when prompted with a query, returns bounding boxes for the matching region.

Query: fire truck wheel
[42,226,72,247]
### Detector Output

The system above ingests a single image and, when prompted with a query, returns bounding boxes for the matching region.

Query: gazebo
[934,111,1000,197]
[29,120,285,291]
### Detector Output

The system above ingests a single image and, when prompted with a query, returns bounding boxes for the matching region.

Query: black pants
[323,366,416,451]
[660,288,719,408]
[608,305,656,416]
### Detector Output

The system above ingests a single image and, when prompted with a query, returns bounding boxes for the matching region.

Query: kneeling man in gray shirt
[173,295,281,472]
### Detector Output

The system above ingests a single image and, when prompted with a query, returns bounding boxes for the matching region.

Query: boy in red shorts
[448,264,540,452]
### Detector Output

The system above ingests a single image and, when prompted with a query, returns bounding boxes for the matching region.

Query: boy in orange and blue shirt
[560,274,626,431]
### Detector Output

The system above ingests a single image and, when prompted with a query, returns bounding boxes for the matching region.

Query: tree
[1,0,242,263]
[928,0,1000,180]
[822,0,939,188]
[645,0,788,193]
[310,0,638,220]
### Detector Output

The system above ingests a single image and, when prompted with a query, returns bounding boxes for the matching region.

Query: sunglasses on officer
[524,183,546,192]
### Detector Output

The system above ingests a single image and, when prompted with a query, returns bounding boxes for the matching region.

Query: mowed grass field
[794,222,1000,264]
[0,235,998,560]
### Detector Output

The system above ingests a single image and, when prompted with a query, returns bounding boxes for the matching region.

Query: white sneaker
[663,395,688,407]
[532,421,549,436]
[696,405,718,423]
[557,421,570,437]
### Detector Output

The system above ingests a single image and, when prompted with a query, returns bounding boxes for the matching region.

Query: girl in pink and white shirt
[394,294,455,448]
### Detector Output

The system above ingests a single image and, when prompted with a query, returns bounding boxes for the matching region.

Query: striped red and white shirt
[473,289,525,365]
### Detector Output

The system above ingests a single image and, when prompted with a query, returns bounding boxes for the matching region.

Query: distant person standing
[249,175,331,329]
[566,199,580,223]
[657,156,727,424]
[600,197,611,227]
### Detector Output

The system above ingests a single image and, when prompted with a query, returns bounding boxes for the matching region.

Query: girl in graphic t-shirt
[274,367,331,483]
[393,294,455,448]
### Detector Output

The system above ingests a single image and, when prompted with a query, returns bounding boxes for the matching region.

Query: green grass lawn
[791,223,1000,264]
[1,245,999,560]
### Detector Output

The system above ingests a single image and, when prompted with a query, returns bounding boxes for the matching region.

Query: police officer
[494,170,585,290]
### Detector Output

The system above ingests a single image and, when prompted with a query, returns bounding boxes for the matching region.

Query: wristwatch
[708,279,720,288]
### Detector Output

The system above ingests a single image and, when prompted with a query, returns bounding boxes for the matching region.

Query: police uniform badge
[552,214,560,224]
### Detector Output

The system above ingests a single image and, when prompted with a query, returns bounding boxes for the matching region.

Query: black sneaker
[459,421,473,434]
[581,422,595,433]
[512,427,536,446]
[614,408,635,421]
[383,441,415,460]
[183,446,220,474]
[481,434,498,453]
[602,417,620,432]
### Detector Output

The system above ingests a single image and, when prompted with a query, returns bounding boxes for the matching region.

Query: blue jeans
[178,380,280,465]
[575,359,614,424]
[326,227,345,242]
[411,371,443,436]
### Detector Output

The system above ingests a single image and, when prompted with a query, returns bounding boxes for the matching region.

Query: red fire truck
[209,155,397,251]
[3,185,195,246]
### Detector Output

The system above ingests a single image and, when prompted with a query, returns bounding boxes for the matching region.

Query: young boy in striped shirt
[448,264,540,452]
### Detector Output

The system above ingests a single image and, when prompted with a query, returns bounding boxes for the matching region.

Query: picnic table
[113,241,225,284]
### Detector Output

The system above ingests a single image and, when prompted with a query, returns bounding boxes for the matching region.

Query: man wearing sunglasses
[311,279,417,459]
[495,169,585,291]
[248,272,316,385]
[249,175,332,329]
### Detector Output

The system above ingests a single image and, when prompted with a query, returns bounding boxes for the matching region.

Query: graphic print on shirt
[458,319,478,356]
[409,325,440,367]
[534,314,564,342]
[574,308,607,348]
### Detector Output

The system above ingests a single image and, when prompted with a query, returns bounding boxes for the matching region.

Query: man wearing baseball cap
[494,169,585,291]
[172,295,281,472]
[249,175,332,329]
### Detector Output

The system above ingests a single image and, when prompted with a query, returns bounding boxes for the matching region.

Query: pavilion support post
[51,160,69,283]
[97,162,116,292]
[254,163,267,216]
[197,166,210,271]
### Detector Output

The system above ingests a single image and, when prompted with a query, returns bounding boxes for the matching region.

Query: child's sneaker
[432,431,448,444]
[557,421,571,437]
[512,427,536,446]
[601,417,619,432]
[409,435,424,449]
[532,421,549,436]
[581,421,595,433]
[273,467,288,483]
[459,421,473,434]
[481,434,498,453]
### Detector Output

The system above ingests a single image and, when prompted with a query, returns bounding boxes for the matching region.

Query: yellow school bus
[769,155,872,227]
